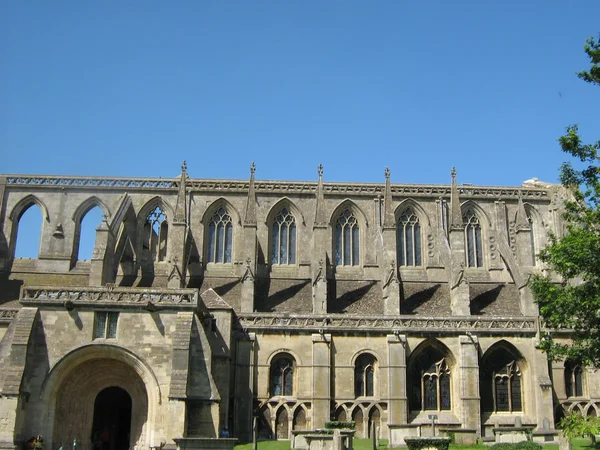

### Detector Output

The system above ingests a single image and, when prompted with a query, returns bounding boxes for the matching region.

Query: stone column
[458,335,481,436]
[531,346,556,433]
[89,217,114,286]
[312,333,331,429]
[387,334,408,426]
[235,332,256,441]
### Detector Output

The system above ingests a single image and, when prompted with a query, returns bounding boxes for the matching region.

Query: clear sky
[2,0,599,188]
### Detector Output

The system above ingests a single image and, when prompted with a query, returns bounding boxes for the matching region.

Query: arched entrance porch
[49,357,149,450]
[93,387,133,450]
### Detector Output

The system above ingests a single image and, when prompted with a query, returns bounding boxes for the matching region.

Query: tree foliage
[558,411,600,445]
[529,34,600,367]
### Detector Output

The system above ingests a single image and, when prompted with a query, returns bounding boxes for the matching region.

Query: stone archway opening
[92,387,132,450]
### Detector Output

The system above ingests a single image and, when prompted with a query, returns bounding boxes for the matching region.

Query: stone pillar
[235,332,257,441]
[89,218,114,286]
[387,334,407,426]
[458,335,481,436]
[532,346,556,433]
[168,221,187,288]
[312,333,331,429]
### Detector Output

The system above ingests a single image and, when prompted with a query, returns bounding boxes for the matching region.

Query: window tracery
[493,360,522,412]
[208,207,233,263]
[397,207,422,266]
[565,360,584,398]
[143,206,168,262]
[272,208,296,265]
[463,208,483,267]
[355,354,376,397]
[270,354,294,396]
[335,209,359,266]
[409,348,451,412]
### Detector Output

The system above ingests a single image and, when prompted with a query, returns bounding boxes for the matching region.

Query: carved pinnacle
[318,164,323,179]
[451,166,457,180]
[385,167,390,180]
[250,162,256,174]
[181,160,187,173]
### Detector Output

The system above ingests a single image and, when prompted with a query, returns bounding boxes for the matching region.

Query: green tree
[558,412,600,445]
[529,34,600,366]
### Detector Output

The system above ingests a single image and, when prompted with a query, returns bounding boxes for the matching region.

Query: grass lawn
[235,436,599,450]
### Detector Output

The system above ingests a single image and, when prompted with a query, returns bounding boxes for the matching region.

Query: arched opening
[78,206,104,261]
[275,406,289,439]
[368,407,381,438]
[14,204,43,258]
[293,407,307,431]
[352,408,364,438]
[92,386,132,450]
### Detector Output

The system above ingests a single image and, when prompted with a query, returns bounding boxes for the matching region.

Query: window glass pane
[271,370,282,396]
[397,225,405,266]
[289,224,296,264]
[355,367,364,397]
[466,226,475,267]
[406,226,414,266]
[158,222,168,261]
[511,376,522,411]
[284,368,293,396]
[335,225,342,266]
[495,378,509,411]
[424,376,437,410]
[366,367,374,397]
[216,223,224,263]
[575,368,583,397]
[94,313,107,339]
[352,225,359,265]
[224,223,232,263]
[272,222,279,264]
[107,312,118,339]
[208,222,216,262]
[565,368,573,397]
[475,226,483,267]
[415,223,422,265]
[280,223,288,264]
[344,225,351,265]
[440,375,451,410]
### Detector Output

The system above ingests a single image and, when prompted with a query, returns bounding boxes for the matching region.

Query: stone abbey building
[0,165,598,449]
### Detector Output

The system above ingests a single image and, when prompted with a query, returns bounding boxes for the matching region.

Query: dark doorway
[92,386,132,450]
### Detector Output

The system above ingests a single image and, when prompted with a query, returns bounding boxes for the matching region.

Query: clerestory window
[355,354,376,397]
[335,209,359,266]
[270,354,295,396]
[207,207,233,263]
[94,312,119,339]
[463,209,483,267]
[143,206,168,262]
[397,207,422,266]
[271,208,296,265]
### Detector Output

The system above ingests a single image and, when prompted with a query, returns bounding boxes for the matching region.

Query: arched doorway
[93,387,132,450]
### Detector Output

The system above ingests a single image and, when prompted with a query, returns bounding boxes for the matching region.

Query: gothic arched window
[527,213,537,266]
[270,354,295,397]
[482,348,522,413]
[207,207,233,263]
[335,209,359,266]
[463,208,483,267]
[355,354,376,397]
[272,208,296,265]
[409,348,451,412]
[397,207,422,266]
[565,360,584,398]
[143,206,168,262]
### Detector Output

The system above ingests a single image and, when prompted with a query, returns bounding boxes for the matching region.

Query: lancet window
[493,360,522,412]
[207,207,233,263]
[335,209,359,266]
[397,207,422,266]
[409,348,451,412]
[271,208,296,265]
[270,354,295,396]
[565,360,584,398]
[463,208,483,267]
[143,206,168,262]
[355,354,376,397]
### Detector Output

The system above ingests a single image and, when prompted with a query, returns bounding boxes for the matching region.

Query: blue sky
[2,0,599,188]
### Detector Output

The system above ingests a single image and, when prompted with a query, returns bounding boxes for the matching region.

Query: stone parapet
[238,314,537,334]
[19,286,200,311]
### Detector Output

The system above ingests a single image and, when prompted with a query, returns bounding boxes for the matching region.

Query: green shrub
[324,421,355,430]
[490,443,515,450]
[404,437,451,450]
[515,442,543,450]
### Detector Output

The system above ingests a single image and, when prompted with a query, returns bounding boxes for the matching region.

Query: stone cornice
[19,286,200,311]
[238,313,539,334]
[5,174,551,200]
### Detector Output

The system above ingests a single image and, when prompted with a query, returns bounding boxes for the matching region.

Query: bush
[515,442,543,450]
[404,437,451,450]
[325,421,355,430]
[490,443,515,450]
